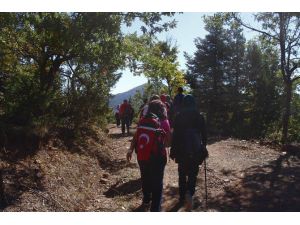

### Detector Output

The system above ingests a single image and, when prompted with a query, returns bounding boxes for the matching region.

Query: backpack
[173,93,185,114]
[183,128,207,164]
[134,113,166,161]
[123,104,132,118]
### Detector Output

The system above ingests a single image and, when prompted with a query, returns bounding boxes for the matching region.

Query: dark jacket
[170,106,207,164]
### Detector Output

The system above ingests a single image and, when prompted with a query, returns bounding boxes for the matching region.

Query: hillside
[109,84,146,108]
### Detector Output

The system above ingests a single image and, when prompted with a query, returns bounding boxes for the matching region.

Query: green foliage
[231,12,300,143]
[186,13,288,140]
[186,14,232,135]
[0,12,176,137]
[125,34,186,97]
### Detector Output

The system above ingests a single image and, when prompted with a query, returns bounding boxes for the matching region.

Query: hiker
[119,99,131,135]
[128,102,134,126]
[139,95,167,119]
[114,105,120,127]
[170,94,208,211]
[170,87,185,127]
[138,98,148,118]
[127,99,171,212]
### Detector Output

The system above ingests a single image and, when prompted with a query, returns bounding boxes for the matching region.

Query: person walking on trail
[119,99,131,135]
[114,104,120,127]
[139,95,167,119]
[127,99,171,212]
[170,87,185,127]
[170,94,208,211]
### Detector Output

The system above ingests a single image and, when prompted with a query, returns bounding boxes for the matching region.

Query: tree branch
[290,64,299,74]
[292,75,300,82]
[233,14,280,41]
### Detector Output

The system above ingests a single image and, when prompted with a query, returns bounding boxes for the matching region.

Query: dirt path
[1,124,299,212]
[106,124,300,212]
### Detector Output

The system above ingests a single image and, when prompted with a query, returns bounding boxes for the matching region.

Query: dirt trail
[1,124,299,212]
[106,124,300,212]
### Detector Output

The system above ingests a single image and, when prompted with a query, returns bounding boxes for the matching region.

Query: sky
[111,12,258,94]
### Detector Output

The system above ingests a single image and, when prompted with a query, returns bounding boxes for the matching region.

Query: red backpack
[134,113,166,161]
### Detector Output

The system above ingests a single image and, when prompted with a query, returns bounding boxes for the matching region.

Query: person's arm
[161,119,171,147]
[170,114,180,160]
[127,131,137,162]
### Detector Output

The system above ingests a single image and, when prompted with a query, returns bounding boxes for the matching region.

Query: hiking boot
[185,192,193,211]
[140,202,151,211]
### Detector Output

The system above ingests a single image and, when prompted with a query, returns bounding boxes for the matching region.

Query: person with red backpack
[127,99,171,212]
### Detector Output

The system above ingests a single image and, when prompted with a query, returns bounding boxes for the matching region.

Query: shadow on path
[208,149,300,211]
[104,178,141,198]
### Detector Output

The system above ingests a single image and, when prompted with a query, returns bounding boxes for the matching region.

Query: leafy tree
[244,40,282,138]
[232,12,300,143]
[186,13,283,139]
[223,19,247,135]
[125,35,186,97]
[0,12,177,132]
[185,14,231,134]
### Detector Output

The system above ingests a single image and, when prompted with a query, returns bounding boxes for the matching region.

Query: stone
[100,178,109,184]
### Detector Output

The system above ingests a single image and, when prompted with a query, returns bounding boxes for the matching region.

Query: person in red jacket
[127,99,171,212]
[119,99,131,135]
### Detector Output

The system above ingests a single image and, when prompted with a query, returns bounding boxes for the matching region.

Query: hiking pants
[121,116,130,134]
[178,162,200,201]
[138,158,166,212]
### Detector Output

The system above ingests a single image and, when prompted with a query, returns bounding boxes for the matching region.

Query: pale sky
[111,12,258,94]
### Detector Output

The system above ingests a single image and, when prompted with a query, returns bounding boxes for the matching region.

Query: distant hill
[109,83,146,108]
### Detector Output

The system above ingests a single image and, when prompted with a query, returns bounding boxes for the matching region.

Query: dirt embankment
[1,125,300,212]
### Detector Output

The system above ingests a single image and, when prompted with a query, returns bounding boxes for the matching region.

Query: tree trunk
[281,80,292,144]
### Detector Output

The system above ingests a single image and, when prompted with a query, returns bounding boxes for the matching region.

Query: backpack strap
[138,126,159,131]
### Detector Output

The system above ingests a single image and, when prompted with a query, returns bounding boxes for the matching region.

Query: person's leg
[187,163,200,196]
[184,162,199,211]
[178,163,187,203]
[138,161,151,204]
[150,158,166,212]
[121,117,125,134]
[125,117,130,134]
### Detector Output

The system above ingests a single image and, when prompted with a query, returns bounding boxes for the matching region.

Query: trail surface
[1,124,299,211]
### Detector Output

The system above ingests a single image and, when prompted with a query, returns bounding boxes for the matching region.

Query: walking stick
[204,159,208,210]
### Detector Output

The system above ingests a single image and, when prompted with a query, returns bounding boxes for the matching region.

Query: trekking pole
[204,159,208,210]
